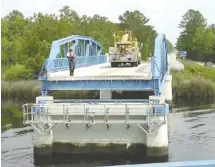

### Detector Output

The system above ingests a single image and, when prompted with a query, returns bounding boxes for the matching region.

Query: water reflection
[168,108,215,162]
[1,100,24,131]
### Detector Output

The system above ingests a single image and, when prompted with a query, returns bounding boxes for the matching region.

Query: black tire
[135,61,138,67]
[111,62,119,67]
[130,62,134,67]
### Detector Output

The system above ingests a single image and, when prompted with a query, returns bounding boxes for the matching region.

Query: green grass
[1,80,99,101]
[171,60,215,105]
[1,80,41,101]
[180,60,215,81]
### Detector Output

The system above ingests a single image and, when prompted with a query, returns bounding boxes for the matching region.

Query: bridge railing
[151,34,168,81]
[150,34,168,95]
[22,99,168,135]
[40,55,107,73]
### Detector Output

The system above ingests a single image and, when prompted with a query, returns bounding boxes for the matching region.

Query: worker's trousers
[68,59,75,76]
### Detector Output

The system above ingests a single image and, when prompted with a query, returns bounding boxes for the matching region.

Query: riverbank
[171,60,215,105]
[1,80,98,102]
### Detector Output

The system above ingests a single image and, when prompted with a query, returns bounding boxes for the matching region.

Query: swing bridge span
[22,33,175,160]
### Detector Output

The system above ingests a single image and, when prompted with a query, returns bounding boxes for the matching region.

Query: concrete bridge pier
[162,74,173,103]
[146,118,168,157]
[33,96,54,156]
[33,129,53,156]
[146,95,169,157]
[100,90,112,99]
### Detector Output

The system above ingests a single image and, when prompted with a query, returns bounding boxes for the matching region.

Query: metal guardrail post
[105,106,109,126]
[22,105,25,124]
[125,104,130,128]
[147,103,151,127]
[22,100,168,134]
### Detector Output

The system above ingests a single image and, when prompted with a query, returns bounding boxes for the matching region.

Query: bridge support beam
[146,95,169,157]
[99,90,112,99]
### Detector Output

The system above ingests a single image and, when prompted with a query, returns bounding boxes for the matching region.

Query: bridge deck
[47,62,152,81]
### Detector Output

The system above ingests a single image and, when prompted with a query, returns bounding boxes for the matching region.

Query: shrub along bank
[172,60,215,105]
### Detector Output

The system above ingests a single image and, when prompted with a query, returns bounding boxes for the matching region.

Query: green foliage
[119,10,157,59]
[172,61,215,104]
[181,60,215,81]
[172,74,215,105]
[166,39,175,53]
[176,9,215,63]
[1,80,40,101]
[3,64,33,80]
[2,7,174,80]
[1,80,98,101]
[1,100,23,128]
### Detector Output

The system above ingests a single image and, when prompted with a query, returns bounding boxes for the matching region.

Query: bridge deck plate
[47,62,152,81]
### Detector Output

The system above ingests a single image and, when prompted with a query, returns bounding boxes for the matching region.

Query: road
[193,61,214,67]
[48,62,152,81]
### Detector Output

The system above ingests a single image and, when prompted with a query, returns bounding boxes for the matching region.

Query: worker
[67,47,75,76]
[120,46,124,54]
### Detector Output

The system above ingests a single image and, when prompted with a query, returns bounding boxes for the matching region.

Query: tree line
[2,6,164,80]
[2,6,196,81]
[176,9,215,63]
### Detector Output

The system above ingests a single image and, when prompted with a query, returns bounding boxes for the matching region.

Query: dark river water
[1,106,215,167]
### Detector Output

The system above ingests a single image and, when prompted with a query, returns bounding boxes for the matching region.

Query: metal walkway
[22,99,168,135]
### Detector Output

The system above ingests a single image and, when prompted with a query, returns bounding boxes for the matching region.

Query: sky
[1,0,215,45]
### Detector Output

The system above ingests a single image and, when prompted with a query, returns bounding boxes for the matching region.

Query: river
[1,106,215,167]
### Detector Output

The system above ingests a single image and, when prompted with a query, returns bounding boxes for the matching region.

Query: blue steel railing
[151,34,168,81]
[150,34,168,95]
[151,57,161,79]
[40,55,107,74]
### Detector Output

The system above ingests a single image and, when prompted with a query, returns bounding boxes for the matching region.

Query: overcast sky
[1,0,215,45]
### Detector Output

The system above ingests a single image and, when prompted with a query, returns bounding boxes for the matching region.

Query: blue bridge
[23,33,215,166]
[23,33,174,160]
[39,34,170,99]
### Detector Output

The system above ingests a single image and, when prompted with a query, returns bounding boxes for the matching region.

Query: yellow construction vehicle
[108,30,142,67]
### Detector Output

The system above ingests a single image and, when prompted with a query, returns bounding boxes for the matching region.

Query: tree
[209,24,215,33]
[176,9,208,60]
[2,8,171,80]
[166,39,175,53]
[59,6,80,22]
[119,10,156,59]
[178,9,207,31]
[119,10,149,32]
